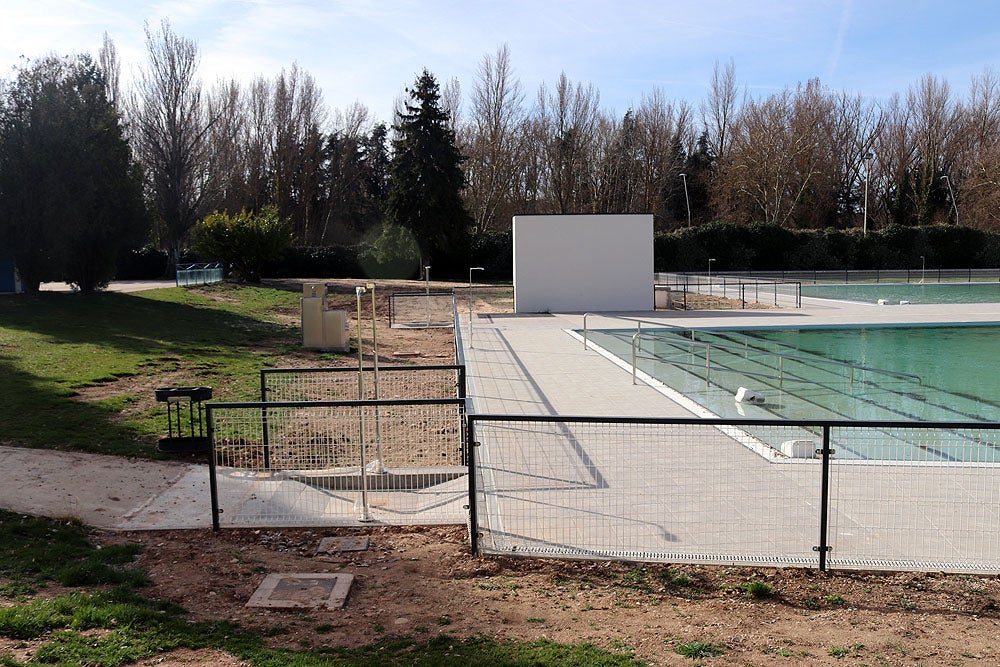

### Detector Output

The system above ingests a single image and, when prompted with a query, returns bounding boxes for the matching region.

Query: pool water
[801,282,1000,304]
[584,324,1000,461]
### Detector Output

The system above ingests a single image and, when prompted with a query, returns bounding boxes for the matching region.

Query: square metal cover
[247,573,354,610]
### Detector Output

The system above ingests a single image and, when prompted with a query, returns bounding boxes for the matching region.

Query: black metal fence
[389,290,456,328]
[656,272,802,308]
[207,398,467,529]
[467,414,1000,574]
[260,365,466,403]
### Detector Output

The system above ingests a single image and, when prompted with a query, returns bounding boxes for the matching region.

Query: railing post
[817,425,832,572]
[259,371,271,469]
[583,313,590,350]
[468,417,479,555]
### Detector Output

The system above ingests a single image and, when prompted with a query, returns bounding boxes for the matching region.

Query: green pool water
[584,324,1000,461]
[801,282,1000,304]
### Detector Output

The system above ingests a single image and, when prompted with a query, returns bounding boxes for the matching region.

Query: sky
[1,0,998,128]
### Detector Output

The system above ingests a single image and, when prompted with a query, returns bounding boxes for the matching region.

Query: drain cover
[317,536,370,556]
[247,573,354,610]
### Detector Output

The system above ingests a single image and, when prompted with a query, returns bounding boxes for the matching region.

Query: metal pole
[207,406,221,532]
[469,267,484,348]
[708,258,715,296]
[468,417,479,556]
[424,265,431,328]
[817,425,832,572]
[368,283,384,473]
[355,286,371,521]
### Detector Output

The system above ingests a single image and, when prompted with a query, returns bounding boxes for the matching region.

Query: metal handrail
[630,331,923,387]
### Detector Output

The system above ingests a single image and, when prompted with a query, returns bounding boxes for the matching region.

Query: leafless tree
[461,44,528,232]
[129,19,215,264]
[97,33,120,109]
[701,59,739,163]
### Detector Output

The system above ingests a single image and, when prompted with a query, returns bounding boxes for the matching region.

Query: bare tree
[535,72,602,213]
[461,44,528,232]
[701,59,739,163]
[129,19,215,264]
[958,68,1000,228]
[97,33,120,109]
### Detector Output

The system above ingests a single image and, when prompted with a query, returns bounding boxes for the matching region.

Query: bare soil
[5,280,999,666]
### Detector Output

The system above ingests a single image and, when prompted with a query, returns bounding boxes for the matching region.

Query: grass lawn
[0,511,646,667]
[0,284,317,456]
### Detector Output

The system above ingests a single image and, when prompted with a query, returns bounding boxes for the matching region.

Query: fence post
[468,417,479,556]
[207,406,221,532]
[259,371,271,469]
[817,425,832,572]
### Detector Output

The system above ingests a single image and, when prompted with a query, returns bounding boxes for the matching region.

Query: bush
[357,223,422,279]
[190,207,291,283]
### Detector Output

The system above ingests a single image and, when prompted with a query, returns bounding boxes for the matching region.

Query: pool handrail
[628,330,923,388]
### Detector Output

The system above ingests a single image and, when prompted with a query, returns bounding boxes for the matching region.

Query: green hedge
[116,224,1000,283]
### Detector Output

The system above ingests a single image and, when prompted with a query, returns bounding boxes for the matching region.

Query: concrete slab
[247,573,354,610]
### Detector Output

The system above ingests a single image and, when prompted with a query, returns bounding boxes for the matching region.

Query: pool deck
[459,298,1000,570]
[460,297,1000,418]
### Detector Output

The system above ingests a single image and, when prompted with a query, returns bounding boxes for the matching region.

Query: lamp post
[469,266,484,348]
[679,173,692,228]
[863,153,874,236]
[920,256,926,284]
[708,258,716,296]
[941,175,959,225]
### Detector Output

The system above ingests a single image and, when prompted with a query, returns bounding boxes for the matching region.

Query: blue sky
[2,0,998,127]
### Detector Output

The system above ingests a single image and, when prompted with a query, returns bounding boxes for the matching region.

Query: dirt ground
[5,281,1000,666]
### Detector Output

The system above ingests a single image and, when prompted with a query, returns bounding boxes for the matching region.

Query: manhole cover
[247,573,354,610]
[317,536,370,556]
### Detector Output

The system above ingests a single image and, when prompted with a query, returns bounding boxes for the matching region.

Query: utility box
[301,283,350,351]
[654,286,673,310]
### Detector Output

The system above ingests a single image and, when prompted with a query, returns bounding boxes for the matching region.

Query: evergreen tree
[0,55,147,291]
[387,69,472,276]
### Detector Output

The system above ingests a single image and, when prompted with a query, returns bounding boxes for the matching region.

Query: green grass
[738,580,774,599]
[0,284,314,456]
[0,512,647,666]
[675,640,726,659]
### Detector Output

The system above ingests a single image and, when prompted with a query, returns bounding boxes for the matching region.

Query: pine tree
[387,69,472,276]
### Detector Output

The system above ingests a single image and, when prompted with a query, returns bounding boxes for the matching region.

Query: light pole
[679,173,692,228]
[863,153,874,236]
[708,258,716,296]
[920,255,926,284]
[941,175,959,225]
[469,266,484,348]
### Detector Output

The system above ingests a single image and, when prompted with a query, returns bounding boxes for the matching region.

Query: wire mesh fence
[261,365,465,402]
[208,399,467,528]
[389,290,456,328]
[468,415,1000,573]
[655,272,801,308]
[175,263,224,287]
[726,268,1000,284]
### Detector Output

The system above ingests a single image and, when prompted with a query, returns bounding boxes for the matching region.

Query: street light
[941,175,959,225]
[708,258,716,296]
[679,173,692,228]
[423,265,431,328]
[920,256,926,284]
[863,153,874,236]
[469,266,484,348]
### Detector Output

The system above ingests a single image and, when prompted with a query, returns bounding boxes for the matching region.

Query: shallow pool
[584,324,1000,461]
[801,282,1000,304]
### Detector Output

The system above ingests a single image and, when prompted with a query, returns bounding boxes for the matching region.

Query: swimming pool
[583,324,1000,461]
[801,282,1000,304]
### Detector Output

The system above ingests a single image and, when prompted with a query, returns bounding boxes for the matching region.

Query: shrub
[190,207,291,283]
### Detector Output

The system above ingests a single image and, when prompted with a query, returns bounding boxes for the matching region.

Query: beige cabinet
[301,283,350,351]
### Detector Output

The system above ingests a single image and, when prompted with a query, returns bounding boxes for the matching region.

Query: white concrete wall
[513,214,653,313]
